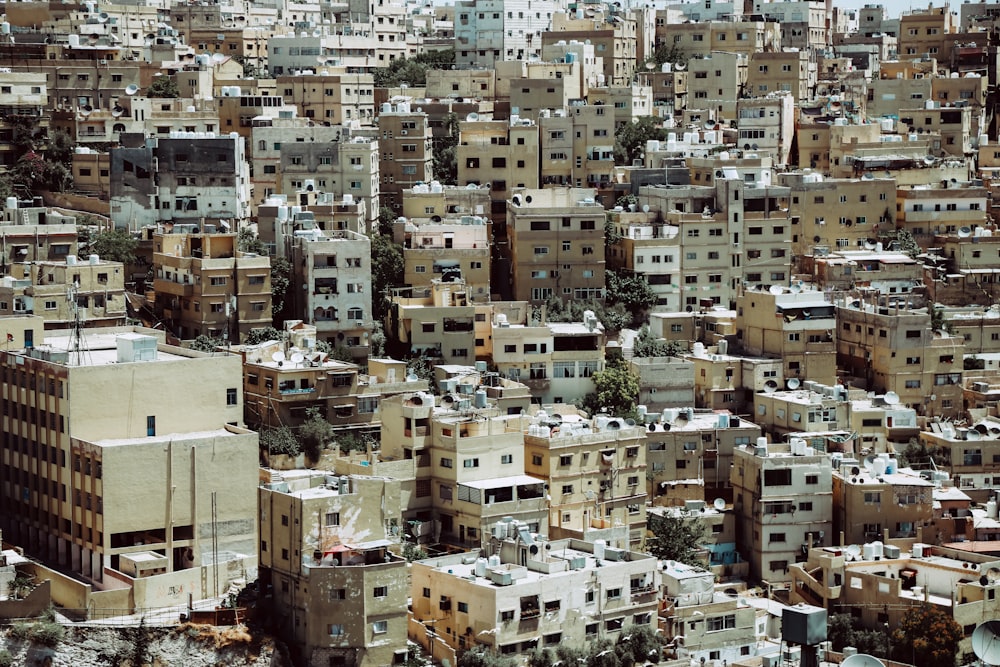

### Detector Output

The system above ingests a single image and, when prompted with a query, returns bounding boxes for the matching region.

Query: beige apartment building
[243,335,426,437]
[686,51,748,120]
[918,416,1000,493]
[152,230,272,342]
[507,188,605,303]
[0,328,258,605]
[736,284,838,387]
[832,463,934,545]
[379,394,547,550]
[410,535,659,658]
[0,71,48,172]
[795,122,881,176]
[731,440,834,582]
[398,217,491,300]
[735,94,795,165]
[276,71,376,126]
[747,51,815,101]
[896,183,988,239]
[546,9,637,86]
[377,105,434,210]
[0,204,78,277]
[781,173,896,257]
[259,472,408,667]
[897,5,955,60]
[835,299,965,418]
[660,20,781,60]
[537,103,616,189]
[508,63,581,120]
[491,312,605,405]
[456,118,540,219]
[646,409,762,506]
[387,278,478,364]
[521,411,647,546]
[0,257,127,329]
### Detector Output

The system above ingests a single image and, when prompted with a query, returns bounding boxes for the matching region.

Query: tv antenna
[67,279,91,366]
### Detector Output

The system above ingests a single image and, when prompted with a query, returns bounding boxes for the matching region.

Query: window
[146,415,156,436]
[606,588,622,600]
[501,454,513,464]
[373,621,388,634]
[325,512,340,526]
[374,586,388,598]
[463,458,480,468]
[226,387,238,405]
[329,624,345,636]
[441,457,453,468]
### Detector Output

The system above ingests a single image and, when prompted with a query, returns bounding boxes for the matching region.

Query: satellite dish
[884,391,900,405]
[864,240,877,250]
[959,226,972,238]
[845,544,862,560]
[290,352,305,365]
[125,84,139,95]
[642,204,650,213]
[842,654,886,667]
[968,430,982,441]
[713,498,726,511]
[787,378,801,390]
[112,105,125,117]
[763,380,778,393]
[789,283,802,294]
[769,284,783,295]
[625,418,637,427]
[705,118,715,130]
[212,53,226,63]
[271,351,286,363]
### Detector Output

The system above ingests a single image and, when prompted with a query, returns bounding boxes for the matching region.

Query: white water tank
[488,554,501,568]
[6,196,17,210]
[988,501,998,519]
[594,539,606,561]
[862,543,876,560]
[475,558,488,577]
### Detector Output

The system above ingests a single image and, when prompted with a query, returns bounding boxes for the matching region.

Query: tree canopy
[371,233,405,323]
[890,603,962,667]
[147,75,179,98]
[270,257,292,323]
[606,269,657,327]
[372,49,455,87]
[87,228,138,265]
[632,325,684,358]
[614,116,668,166]
[646,513,706,567]
[582,356,640,418]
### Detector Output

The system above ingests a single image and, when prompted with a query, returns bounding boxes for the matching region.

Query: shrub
[8,622,32,641]
[29,620,65,647]
[0,648,13,667]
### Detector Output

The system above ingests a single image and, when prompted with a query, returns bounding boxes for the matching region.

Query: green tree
[616,625,663,664]
[244,326,283,346]
[377,206,398,237]
[582,356,640,418]
[369,321,387,357]
[891,603,962,667]
[372,49,456,87]
[330,344,354,363]
[46,129,75,167]
[408,354,437,388]
[270,256,292,323]
[88,228,138,264]
[605,216,623,264]
[298,407,334,461]
[606,269,657,327]
[892,228,921,259]
[147,75,179,98]
[433,112,460,184]
[238,226,267,255]
[632,325,682,358]
[614,117,667,166]
[260,425,299,456]
[189,334,224,352]
[646,514,706,567]
[371,233,404,323]
[456,647,517,667]
[644,43,685,68]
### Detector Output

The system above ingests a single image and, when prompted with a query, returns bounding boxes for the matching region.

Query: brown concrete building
[377,104,434,211]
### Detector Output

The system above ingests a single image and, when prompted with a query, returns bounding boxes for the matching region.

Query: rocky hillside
[0,622,288,667]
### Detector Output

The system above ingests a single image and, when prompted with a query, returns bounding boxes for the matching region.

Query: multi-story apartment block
[110,133,251,230]
[453,0,566,68]
[410,534,659,658]
[259,472,408,667]
[537,103,616,189]
[752,0,830,52]
[918,416,1000,493]
[276,71,376,126]
[152,229,272,342]
[629,356,696,412]
[379,394,547,549]
[0,328,258,605]
[285,228,372,360]
[251,120,380,231]
[638,65,688,118]
[832,460,934,545]
[731,440,834,582]
[736,284,838,387]
[608,211,682,310]
[752,383,850,444]
[521,411,647,546]
[782,172,896,257]
[456,117,541,224]
[686,51,748,119]
[377,104,433,210]
[0,202,78,277]
[747,51,816,101]
[387,278,478,364]
[0,71,48,172]
[896,183,988,239]
[809,250,924,297]
[835,299,964,418]
[897,5,954,60]
[398,215,491,300]
[660,560,760,663]
[491,310,605,405]
[216,90,299,148]
[734,94,795,165]
[646,409,762,505]
[546,8,638,86]
[507,188,605,303]
[0,257,127,329]
[660,20,781,60]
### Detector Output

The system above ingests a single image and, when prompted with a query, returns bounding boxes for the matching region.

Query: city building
[259,471,408,667]
[0,257,127,329]
[0,327,258,607]
[410,533,659,659]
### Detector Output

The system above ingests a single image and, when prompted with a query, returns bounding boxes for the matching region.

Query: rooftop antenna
[67,279,91,366]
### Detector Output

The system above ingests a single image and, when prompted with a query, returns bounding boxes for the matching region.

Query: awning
[460,474,545,489]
